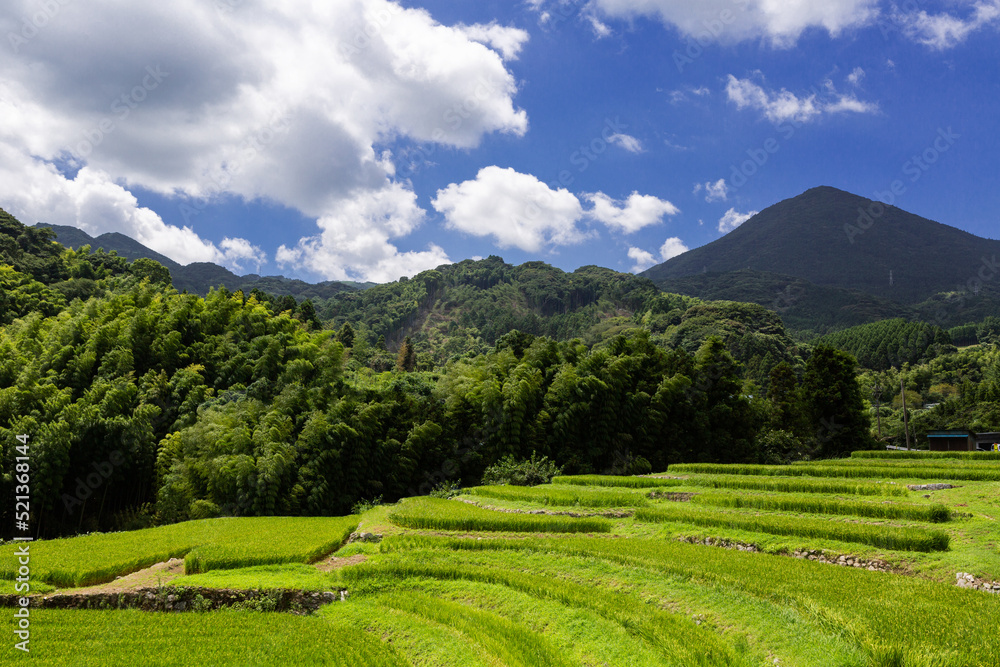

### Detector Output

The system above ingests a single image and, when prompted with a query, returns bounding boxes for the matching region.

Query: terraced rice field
[0,516,359,586]
[2,453,999,666]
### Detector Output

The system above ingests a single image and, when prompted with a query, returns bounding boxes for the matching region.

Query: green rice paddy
[3,453,999,666]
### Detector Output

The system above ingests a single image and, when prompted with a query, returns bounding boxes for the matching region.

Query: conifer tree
[396,336,416,372]
[336,322,356,348]
[801,345,873,457]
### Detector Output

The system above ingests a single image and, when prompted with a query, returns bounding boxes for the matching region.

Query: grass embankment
[171,563,337,591]
[465,484,649,507]
[634,505,950,552]
[556,473,909,496]
[852,450,1000,461]
[669,462,1000,481]
[388,497,611,533]
[551,474,684,488]
[690,492,950,522]
[683,474,909,496]
[802,458,1000,468]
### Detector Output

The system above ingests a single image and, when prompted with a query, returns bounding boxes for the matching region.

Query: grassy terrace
[2,455,999,666]
[0,516,358,587]
[668,462,1000,481]
[851,450,1000,461]
[689,492,951,522]
[465,483,650,507]
[388,497,613,533]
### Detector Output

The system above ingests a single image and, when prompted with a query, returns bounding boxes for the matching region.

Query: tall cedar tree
[801,345,874,457]
[693,337,760,463]
[396,336,416,372]
[767,361,802,435]
[336,322,355,348]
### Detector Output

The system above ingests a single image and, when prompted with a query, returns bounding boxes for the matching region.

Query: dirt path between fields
[66,558,187,595]
[26,541,364,600]
[48,552,367,594]
[313,554,367,572]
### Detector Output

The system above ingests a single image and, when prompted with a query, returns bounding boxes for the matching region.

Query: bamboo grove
[0,270,874,537]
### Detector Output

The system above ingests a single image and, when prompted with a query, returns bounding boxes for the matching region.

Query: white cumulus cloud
[586,192,679,233]
[608,133,645,153]
[695,178,729,203]
[725,75,878,124]
[219,237,268,274]
[0,0,527,281]
[434,168,677,251]
[587,15,613,37]
[626,236,689,273]
[718,208,758,233]
[659,236,689,260]
[579,0,879,47]
[726,76,820,123]
[277,184,450,283]
[456,22,531,60]
[823,95,879,114]
[627,247,658,272]
[0,143,249,268]
[433,166,589,252]
[894,0,1000,49]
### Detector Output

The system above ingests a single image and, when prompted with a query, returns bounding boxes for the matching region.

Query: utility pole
[901,378,912,450]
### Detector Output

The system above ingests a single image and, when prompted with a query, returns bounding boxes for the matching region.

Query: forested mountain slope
[314,257,802,382]
[318,258,663,353]
[654,269,916,336]
[815,319,954,370]
[34,221,365,299]
[642,186,1000,307]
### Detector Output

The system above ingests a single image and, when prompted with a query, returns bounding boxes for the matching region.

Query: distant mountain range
[35,224,368,300]
[26,185,1000,333]
[642,186,1000,332]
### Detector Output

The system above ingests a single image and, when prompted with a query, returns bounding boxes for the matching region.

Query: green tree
[801,345,873,458]
[693,337,758,463]
[336,322,355,348]
[274,294,297,314]
[131,258,171,285]
[296,299,321,329]
[396,336,416,372]
[766,361,802,435]
[978,316,1000,346]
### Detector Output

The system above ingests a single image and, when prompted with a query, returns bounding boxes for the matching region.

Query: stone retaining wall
[679,536,897,572]
[956,572,1000,594]
[0,587,344,613]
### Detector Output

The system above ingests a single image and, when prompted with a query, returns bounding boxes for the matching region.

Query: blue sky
[1,0,997,282]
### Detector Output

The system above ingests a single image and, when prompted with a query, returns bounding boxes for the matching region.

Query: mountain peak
[642,186,1000,305]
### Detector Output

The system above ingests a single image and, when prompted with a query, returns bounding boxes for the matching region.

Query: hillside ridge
[642,185,1000,306]
[32,221,365,299]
